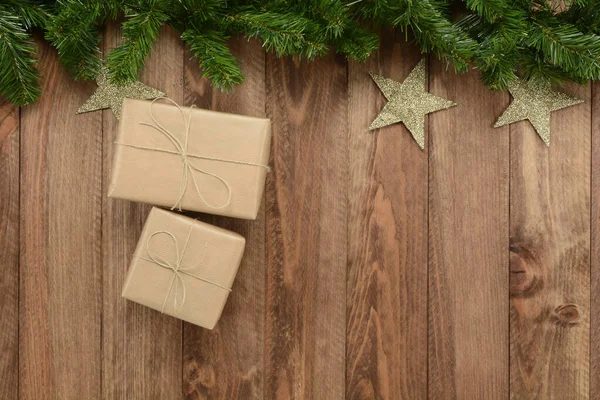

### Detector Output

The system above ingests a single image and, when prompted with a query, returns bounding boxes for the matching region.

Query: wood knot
[551,304,581,326]
[509,245,543,297]
[197,364,216,388]
[185,360,216,394]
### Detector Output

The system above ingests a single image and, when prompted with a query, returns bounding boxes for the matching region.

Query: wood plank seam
[180,54,185,400]
[0,102,20,400]
[592,81,600,399]
[18,105,21,400]
[344,57,349,400]
[100,80,104,400]
[426,54,431,400]
[263,47,268,400]
[588,82,596,399]
[508,104,511,400]
[588,81,592,400]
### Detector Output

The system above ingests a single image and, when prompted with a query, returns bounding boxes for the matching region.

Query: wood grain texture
[0,100,19,400]
[592,82,600,400]
[265,53,347,399]
[182,36,266,400]
[428,61,510,399]
[101,24,184,400]
[6,34,598,399]
[346,33,427,400]
[510,84,591,399]
[20,41,103,399]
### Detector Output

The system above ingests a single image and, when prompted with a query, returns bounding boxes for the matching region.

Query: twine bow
[115,97,270,211]
[141,228,231,314]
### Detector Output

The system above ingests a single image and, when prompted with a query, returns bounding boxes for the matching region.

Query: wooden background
[0,27,596,399]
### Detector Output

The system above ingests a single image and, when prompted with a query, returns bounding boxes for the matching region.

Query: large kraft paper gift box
[121,207,246,329]
[108,98,271,219]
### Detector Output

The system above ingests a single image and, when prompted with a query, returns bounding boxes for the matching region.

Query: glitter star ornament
[494,78,583,146]
[369,59,456,149]
[77,67,165,119]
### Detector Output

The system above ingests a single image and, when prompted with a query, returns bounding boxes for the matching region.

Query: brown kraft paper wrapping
[108,98,271,219]
[121,207,246,329]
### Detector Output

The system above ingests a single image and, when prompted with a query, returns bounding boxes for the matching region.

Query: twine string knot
[141,228,231,314]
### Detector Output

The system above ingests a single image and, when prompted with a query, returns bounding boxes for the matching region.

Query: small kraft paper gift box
[108,97,271,219]
[121,207,245,329]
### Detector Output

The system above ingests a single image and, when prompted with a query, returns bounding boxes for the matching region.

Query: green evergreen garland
[2,0,600,106]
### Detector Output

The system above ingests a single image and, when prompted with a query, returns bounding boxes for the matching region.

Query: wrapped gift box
[108,98,271,219]
[121,207,246,329]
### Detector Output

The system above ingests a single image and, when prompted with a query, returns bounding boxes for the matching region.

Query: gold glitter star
[77,66,165,119]
[369,59,456,150]
[494,78,583,146]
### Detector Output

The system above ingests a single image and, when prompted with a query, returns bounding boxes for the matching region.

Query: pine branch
[304,0,351,39]
[5,0,600,106]
[227,8,329,58]
[0,9,41,106]
[176,0,225,25]
[527,14,600,80]
[565,0,600,35]
[106,0,169,83]
[390,0,477,72]
[181,28,244,91]
[45,0,105,80]
[101,0,121,19]
[289,0,378,59]
[350,0,394,21]
[466,0,517,23]
[458,0,527,90]
[334,25,379,61]
[519,51,584,85]
[3,0,53,30]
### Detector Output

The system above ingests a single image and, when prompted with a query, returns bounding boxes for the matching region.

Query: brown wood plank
[101,25,184,399]
[0,100,19,400]
[181,36,266,400]
[592,81,600,400]
[510,84,591,399]
[20,41,102,399]
[346,33,427,400]
[265,53,347,399]
[428,61,510,399]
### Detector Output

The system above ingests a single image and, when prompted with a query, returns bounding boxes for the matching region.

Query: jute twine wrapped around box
[114,97,270,211]
[122,208,246,329]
